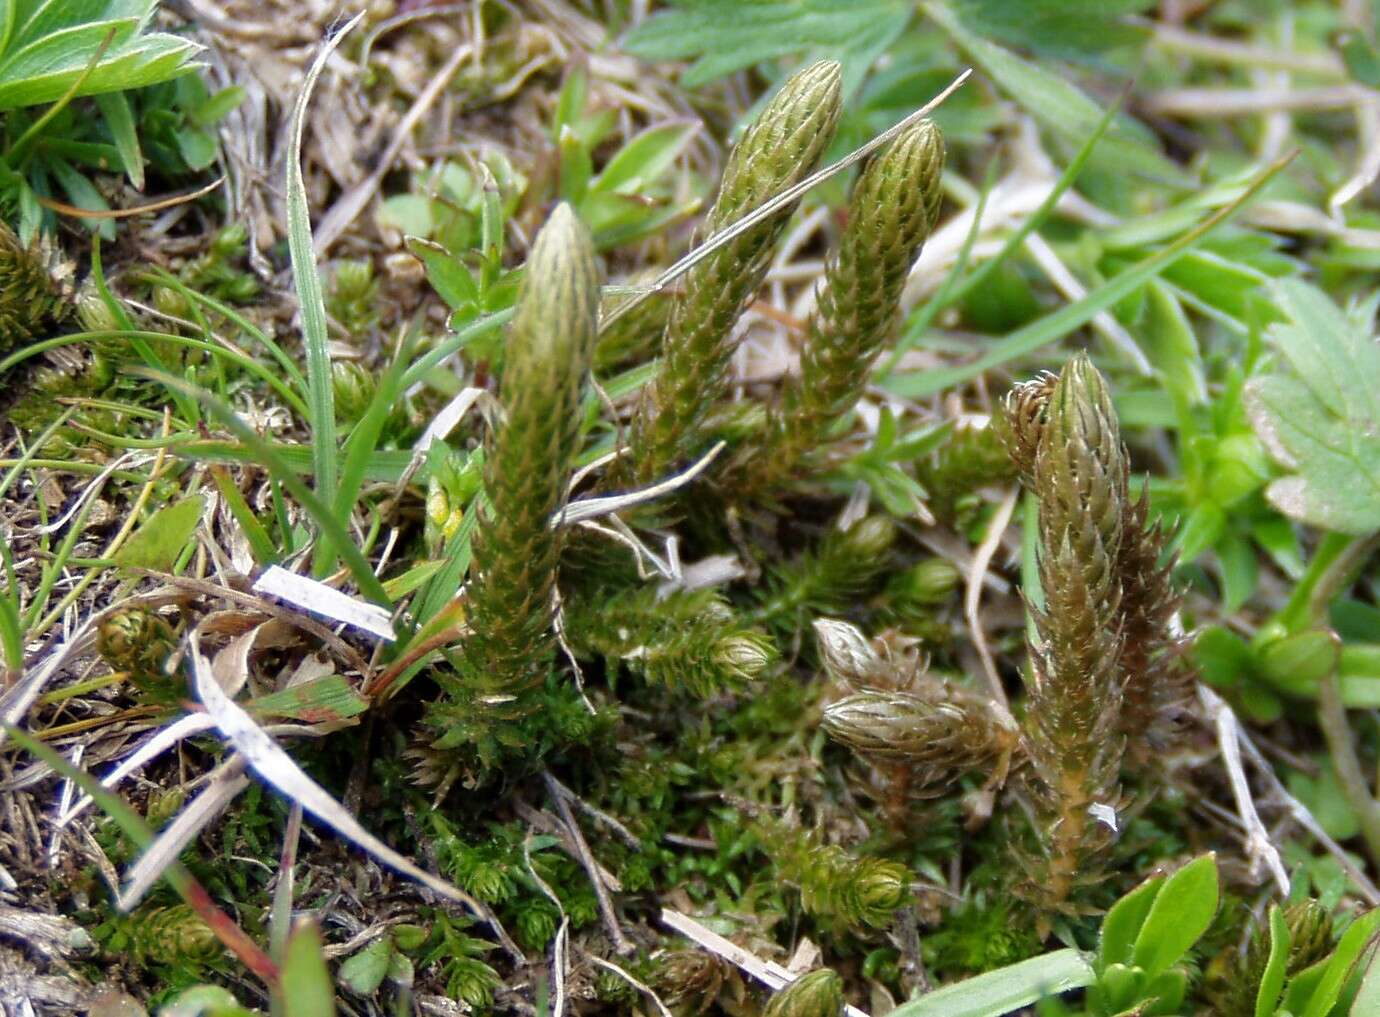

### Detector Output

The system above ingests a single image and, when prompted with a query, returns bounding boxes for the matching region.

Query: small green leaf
[1132,854,1219,979]
[1257,630,1340,697]
[192,84,246,127]
[1193,626,1254,690]
[279,921,336,1017]
[378,194,436,239]
[591,120,698,195]
[175,126,218,170]
[95,90,143,189]
[338,935,393,996]
[1255,906,1291,1017]
[407,237,479,311]
[247,675,368,723]
[114,495,206,573]
[1099,873,1166,969]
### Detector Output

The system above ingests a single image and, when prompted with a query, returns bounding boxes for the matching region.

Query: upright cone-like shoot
[1004,354,1129,915]
[751,118,944,492]
[428,204,599,747]
[622,60,842,486]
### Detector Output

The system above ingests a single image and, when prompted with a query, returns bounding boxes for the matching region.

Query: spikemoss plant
[618,59,842,487]
[742,118,944,495]
[1001,355,1131,915]
[564,585,776,698]
[425,202,599,758]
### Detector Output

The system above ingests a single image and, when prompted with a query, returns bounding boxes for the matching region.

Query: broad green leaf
[1255,906,1290,1017]
[1245,280,1380,535]
[0,7,202,110]
[924,1,1175,178]
[114,495,206,572]
[1132,854,1219,979]
[622,0,911,95]
[953,0,1153,57]
[279,921,336,1017]
[888,948,1095,1017]
[1098,873,1166,969]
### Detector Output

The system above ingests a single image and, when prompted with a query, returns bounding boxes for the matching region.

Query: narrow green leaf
[285,13,364,572]
[591,120,698,195]
[1351,936,1380,1017]
[887,154,1290,398]
[114,495,206,572]
[140,370,390,605]
[888,948,1095,1017]
[1300,908,1380,1017]
[1255,906,1291,1017]
[247,675,368,723]
[1132,854,1218,979]
[94,89,142,189]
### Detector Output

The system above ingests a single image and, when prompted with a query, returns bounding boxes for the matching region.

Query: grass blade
[886,151,1294,398]
[284,13,366,572]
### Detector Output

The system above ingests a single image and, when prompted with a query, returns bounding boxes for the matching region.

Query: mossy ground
[5,2,1380,1015]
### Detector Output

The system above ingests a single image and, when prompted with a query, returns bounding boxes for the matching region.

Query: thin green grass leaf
[878,82,1124,380]
[887,152,1293,398]
[284,12,365,572]
[137,369,390,605]
[888,948,1094,1016]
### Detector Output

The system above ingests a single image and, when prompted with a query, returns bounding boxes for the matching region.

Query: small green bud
[210,223,249,259]
[76,281,119,333]
[98,607,176,682]
[333,259,376,301]
[225,273,261,303]
[713,631,775,683]
[839,515,895,561]
[654,950,726,1012]
[1283,899,1332,972]
[815,617,886,689]
[134,905,222,967]
[892,558,960,606]
[763,969,845,1017]
[153,285,188,319]
[332,360,377,424]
